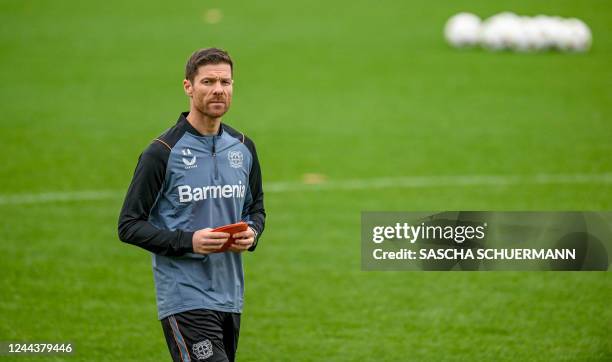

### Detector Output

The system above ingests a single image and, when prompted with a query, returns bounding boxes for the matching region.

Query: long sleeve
[243,137,266,251]
[118,141,194,256]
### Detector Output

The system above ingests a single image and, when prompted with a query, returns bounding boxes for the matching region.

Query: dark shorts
[161,309,241,362]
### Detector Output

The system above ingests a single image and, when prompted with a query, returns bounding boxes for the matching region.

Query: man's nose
[212,82,224,95]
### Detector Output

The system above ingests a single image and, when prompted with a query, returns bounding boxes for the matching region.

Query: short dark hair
[185,48,233,82]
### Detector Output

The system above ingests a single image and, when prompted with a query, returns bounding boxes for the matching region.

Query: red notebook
[213,222,249,252]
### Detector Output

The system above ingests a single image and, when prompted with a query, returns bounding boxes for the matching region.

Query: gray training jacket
[118,112,266,319]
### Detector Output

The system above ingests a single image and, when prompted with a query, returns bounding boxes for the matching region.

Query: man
[118,48,265,362]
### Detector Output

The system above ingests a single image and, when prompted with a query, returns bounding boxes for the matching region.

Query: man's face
[184,63,233,119]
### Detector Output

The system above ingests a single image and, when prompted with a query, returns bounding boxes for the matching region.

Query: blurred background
[1,1,610,361]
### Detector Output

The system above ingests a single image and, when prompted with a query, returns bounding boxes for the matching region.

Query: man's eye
[202,80,212,85]
[222,80,232,86]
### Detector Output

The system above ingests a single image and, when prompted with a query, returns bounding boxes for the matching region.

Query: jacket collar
[179,111,224,137]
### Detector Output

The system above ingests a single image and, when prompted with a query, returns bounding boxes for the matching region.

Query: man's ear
[183,79,193,97]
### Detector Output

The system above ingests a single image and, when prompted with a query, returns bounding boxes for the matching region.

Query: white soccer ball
[506,16,531,51]
[479,16,504,50]
[554,19,575,51]
[444,12,482,47]
[564,18,592,52]
[532,15,558,50]
[521,17,546,51]
[480,12,520,51]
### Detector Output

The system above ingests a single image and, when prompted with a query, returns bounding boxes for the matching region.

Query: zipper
[212,136,219,180]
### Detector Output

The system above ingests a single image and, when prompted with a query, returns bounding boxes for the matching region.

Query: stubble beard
[194,99,229,120]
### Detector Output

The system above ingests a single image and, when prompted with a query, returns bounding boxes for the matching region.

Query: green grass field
[1,0,611,361]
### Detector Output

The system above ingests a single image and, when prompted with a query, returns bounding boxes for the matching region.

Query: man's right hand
[192,228,230,254]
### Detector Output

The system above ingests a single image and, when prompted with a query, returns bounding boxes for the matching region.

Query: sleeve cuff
[178,231,195,253]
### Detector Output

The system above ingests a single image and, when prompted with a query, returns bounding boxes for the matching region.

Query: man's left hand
[228,227,256,252]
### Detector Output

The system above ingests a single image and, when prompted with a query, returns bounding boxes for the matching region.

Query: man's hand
[192,228,230,254]
[228,227,256,253]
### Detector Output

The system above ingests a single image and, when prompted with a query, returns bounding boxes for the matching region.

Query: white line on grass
[0,173,610,205]
[0,190,120,205]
